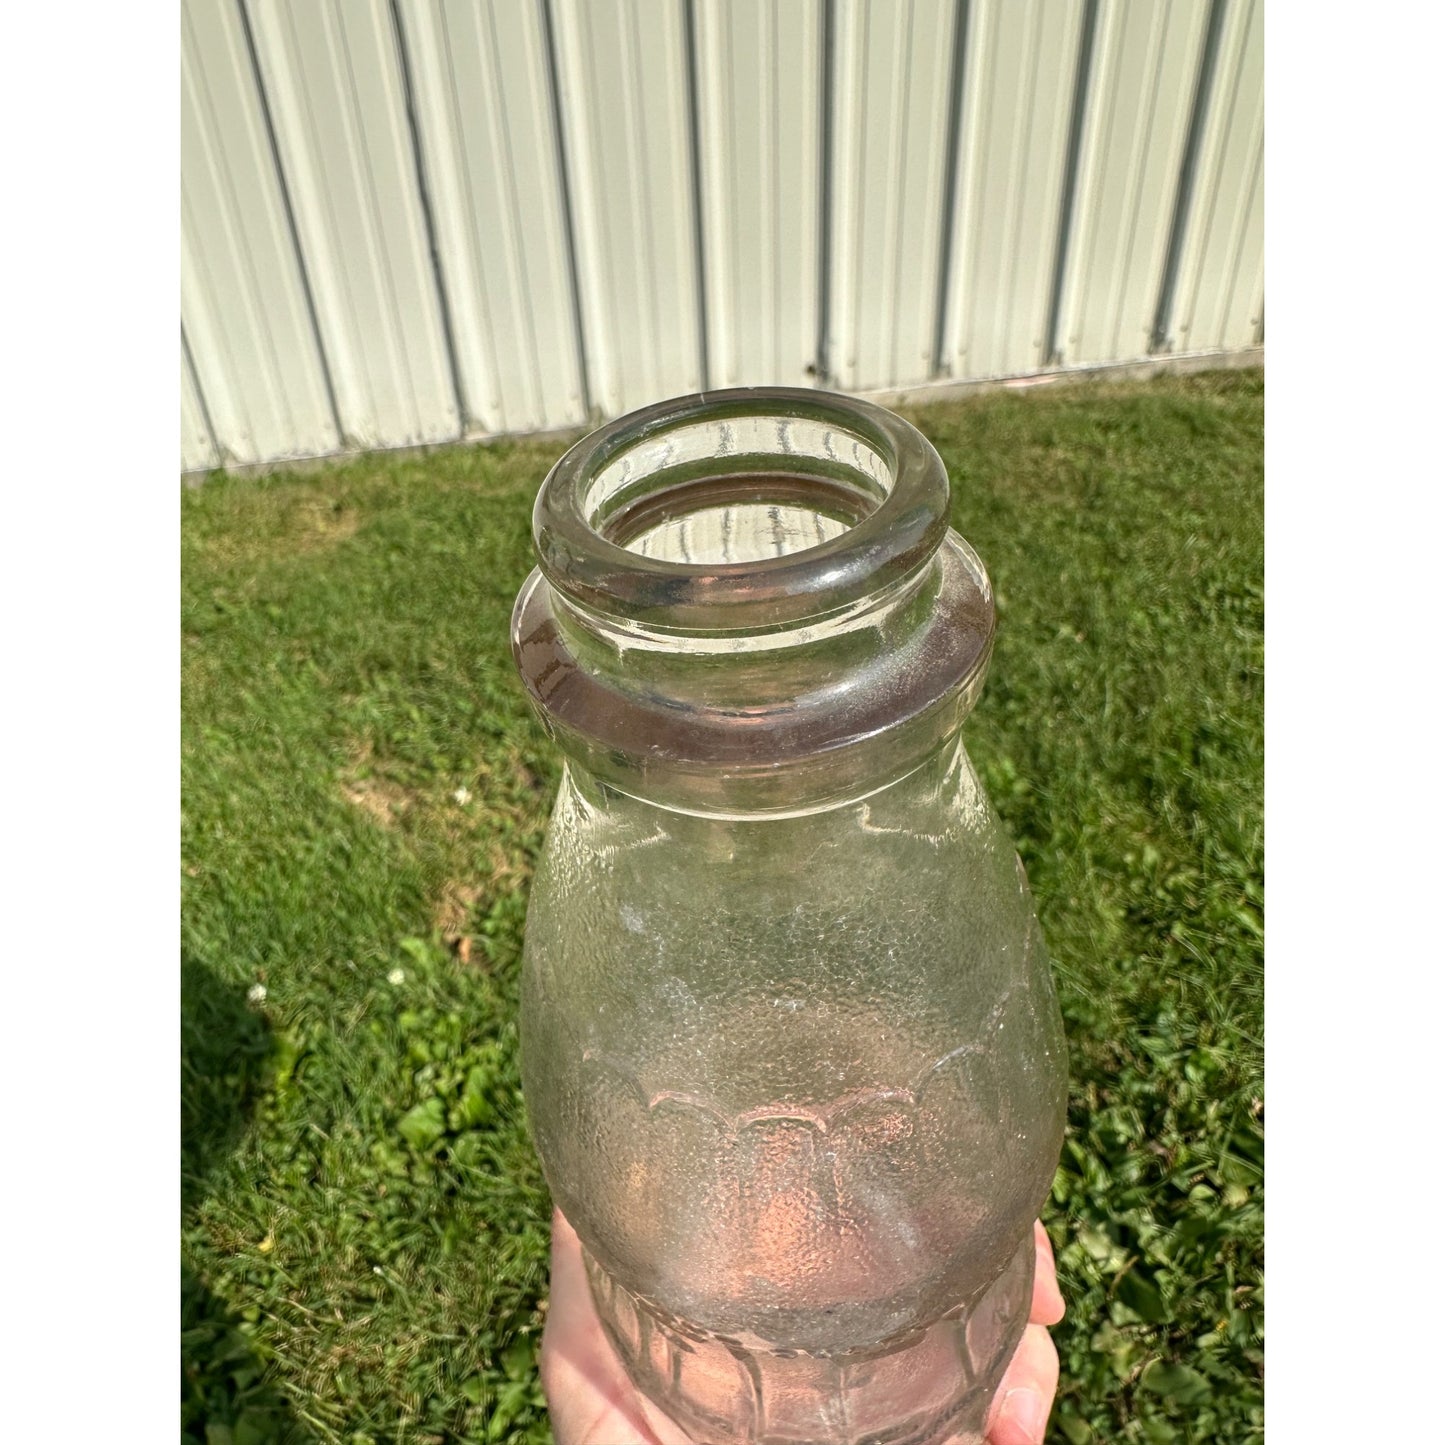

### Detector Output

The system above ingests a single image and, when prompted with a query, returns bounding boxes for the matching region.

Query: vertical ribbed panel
[693,0,822,389]
[549,0,703,415]
[180,0,1264,471]
[830,0,957,392]
[180,0,338,464]
[396,0,586,434]
[181,339,220,473]
[940,0,1085,382]
[244,0,461,449]
[1168,0,1263,352]
[1056,0,1209,366]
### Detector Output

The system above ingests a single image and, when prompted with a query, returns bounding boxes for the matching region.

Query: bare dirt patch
[434,844,534,963]
[340,741,415,828]
[342,776,412,827]
[435,879,483,942]
[291,497,361,553]
[195,492,362,571]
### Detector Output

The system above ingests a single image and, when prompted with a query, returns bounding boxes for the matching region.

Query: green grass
[181,369,1263,1445]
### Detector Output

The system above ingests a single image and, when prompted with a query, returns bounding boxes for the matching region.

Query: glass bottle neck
[511,388,996,818]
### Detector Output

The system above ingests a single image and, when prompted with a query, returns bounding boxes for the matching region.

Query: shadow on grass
[182,956,315,1444]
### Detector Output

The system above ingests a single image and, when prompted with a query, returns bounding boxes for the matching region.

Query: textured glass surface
[512,389,1068,1444]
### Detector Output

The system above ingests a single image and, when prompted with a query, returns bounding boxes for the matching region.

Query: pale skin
[541,1211,1066,1445]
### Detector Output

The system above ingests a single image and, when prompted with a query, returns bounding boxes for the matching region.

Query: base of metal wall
[858,345,1263,413]
[183,346,1263,483]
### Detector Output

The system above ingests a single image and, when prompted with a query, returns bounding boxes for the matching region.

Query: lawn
[181,369,1263,1445]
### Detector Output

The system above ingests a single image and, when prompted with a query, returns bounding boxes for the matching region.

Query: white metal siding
[940,0,1085,383]
[694,0,822,390]
[181,335,220,473]
[1056,0,1210,367]
[244,0,461,449]
[180,0,339,464]
[1169,0,1264,353]
[830,0,957,393]
[181,0,1264,473]
[549,0,703,415]
[397,0,587,435]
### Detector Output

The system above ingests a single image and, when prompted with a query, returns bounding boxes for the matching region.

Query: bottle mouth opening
[532,388,951,632]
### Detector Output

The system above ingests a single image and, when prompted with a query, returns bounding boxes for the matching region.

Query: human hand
[540,1210,1065,1445]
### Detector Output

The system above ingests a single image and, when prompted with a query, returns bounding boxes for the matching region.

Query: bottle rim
[531,387,951,632]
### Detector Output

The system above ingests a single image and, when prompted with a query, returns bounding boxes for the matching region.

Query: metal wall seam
[1041,0,1099,367]
[939,0,1086,383]
[181,328,221,473]
[538,0,595,420]
[388,0,469,430]
[1169,0,1264,353]
[930,0,971,379]
[831,0,958,393]
[180,0,339,465]
[548,0,704,417]
[1056,0,1211,368]
[395,0,588,436]
[693,0,822,390]
[681,0,712,392]
[244,0,462,450]
[814,0,837,385]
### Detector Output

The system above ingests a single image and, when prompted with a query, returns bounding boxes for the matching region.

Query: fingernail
[998,1387,1048,1444]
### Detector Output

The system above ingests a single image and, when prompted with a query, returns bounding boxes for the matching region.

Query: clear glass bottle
[512,388,1068,1445]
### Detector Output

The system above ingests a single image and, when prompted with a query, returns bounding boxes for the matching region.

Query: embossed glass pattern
[512,389,1068,1445]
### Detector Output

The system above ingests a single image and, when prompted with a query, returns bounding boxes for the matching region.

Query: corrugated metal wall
[181,0,1263,474]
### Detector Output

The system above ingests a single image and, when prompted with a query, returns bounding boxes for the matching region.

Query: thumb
[985,1322,1060,1445]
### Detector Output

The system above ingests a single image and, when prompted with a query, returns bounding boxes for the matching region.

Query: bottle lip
[532,387,951,632]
